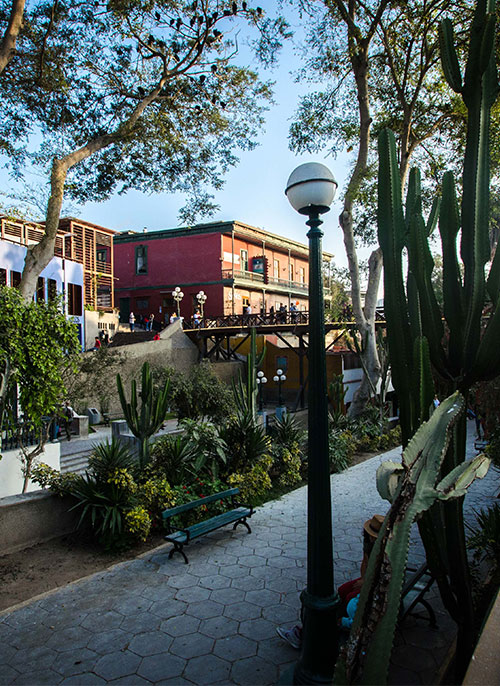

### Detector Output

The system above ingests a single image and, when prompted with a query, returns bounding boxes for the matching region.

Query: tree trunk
[0,0,25,75]
[19,157,68,301]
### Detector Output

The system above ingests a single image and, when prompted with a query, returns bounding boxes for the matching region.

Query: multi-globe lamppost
[196,290,207,318]
[273,368,286,408]
[284,162,340,684]
[172,286,184,317]
[256,370,267,412]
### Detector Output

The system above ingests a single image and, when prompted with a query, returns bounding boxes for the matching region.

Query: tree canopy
[0,0,277,298]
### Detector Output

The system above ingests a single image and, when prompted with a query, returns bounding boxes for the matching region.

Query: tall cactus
[377,0,500,675]
[232,327,266,419]
[116,361,170,470]
[334,394,490,685]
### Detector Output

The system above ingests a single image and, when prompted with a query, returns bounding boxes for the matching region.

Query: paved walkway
[0,422,496,685]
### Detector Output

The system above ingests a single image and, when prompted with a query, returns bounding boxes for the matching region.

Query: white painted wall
[0,239,85,348]
[0,442,61,498]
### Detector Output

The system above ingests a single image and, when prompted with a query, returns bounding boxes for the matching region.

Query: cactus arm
[425,196,441,238]
[439,172,465,373]
[460,2,499,372]
[467,300,500,383]
[486,243,500,303]
[439,18,463,93]
[436,453,490,499]
[413,336,434,425]
[377,128,414,445]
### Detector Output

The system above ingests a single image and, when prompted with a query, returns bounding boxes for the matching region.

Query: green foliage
[169,363,233,422]
[31,462,81,496]
[328,373,347,424]
[117,361,170,469]
[336,394,490,685]
[149,434,198,486]
[0,1,274,222]
[0,286,80,433]
[328,429,355,473]
[169,478,231,528]
[87,439,137,480]
[124,506,151,542]
[269,412,306,452]
[63,346,125,415]
[219,410,271,474]
[467,504,500,569]
[178,418,228,479]
[232,327,265,419]
[227,454,273,503]
[271,444,303,488]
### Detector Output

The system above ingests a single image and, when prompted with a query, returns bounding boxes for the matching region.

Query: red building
[113,220,333,325]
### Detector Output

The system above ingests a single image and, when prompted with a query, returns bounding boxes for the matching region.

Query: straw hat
[363,514,385,539]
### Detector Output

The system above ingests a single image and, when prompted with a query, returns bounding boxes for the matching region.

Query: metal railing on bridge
[183,311,310,329]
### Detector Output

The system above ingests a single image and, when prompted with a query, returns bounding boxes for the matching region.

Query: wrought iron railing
[221,269,265,283]
[1,417,52,451]
[183,311,310,329]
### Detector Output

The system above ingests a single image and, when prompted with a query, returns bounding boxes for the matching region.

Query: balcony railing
[221,269,308,292]
[184,311,310,329]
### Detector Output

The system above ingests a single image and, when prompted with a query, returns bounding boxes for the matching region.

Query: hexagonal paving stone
[175,585,211,603]
[183,563,220,578]
[199,616,239,640]
[137,653,186,682]
[93,650,141,681]
[128,631,173,657]
[219,564,251,579]
[183,654,231,685]
[213,635,257,661]
[231,575,265,592]
[223,601,262,622]
[249,566,283,581]
[106,676,151,685]
[245,589,281,607]
[231,655,278,685]
[150,598,188,620]
[120,611,161,635]
[5,625,55,651]
[112,596,153,616]
[86,629,129,655]
[199,574,231,590]
[186,599,224,619]
[10,644,57,672]
[257,636,297,665]
[41,609,89,630]
[160,614,200,637]
[12,668,63,685]
[81,611,124,633]
[238,617,276,641]
[267,556,298,569]
[210,553,238,566]
[52,648,99,678]
[237,554,267,568]
[167,573,200,589]
[210,587,245,605]
[264,576,298,594]
[59,674,105,685]
[169,633,214,659]
[0,665,20,685]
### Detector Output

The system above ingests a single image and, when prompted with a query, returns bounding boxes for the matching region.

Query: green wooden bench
[399,563,437,627]
[162,487,254,564]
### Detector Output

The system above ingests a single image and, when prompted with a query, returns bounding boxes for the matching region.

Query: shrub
[219,410,271,474]
[178,418,228,479]
[467,504,500,570]
[270,442,302,488]
[87,439,137,480]
[170,363,233,422]
[31,462,80,496]
[169,478,230,528]
[124,506,152,542]
[150,434,198,485]
[269,412,306,451]
[228,454,273,503]
[328,429,355,473]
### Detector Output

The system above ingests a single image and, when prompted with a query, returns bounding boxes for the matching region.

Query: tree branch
[0,0,25,75]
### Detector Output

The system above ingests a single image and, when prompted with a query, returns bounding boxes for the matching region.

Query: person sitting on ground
[276,514,385,648]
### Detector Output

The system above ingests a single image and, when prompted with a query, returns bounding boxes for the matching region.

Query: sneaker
[276,624,302,649]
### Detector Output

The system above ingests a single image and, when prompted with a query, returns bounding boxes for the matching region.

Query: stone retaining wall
[0,490,78,555]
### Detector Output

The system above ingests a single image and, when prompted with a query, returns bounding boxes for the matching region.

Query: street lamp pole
[273,369,286,408]
[196,290,207,318]
[172,287,184,317]
[256,371,267,412]
[285,162,340,684]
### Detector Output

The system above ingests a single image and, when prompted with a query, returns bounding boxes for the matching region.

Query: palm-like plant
[219,410,271,474]
[150,434,198,485]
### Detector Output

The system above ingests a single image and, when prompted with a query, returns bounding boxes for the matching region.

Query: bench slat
[162,488,240,519]
[166,507,251,544]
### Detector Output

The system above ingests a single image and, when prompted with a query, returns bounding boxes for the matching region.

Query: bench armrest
[234,501,254,516]
[165,526,191,543]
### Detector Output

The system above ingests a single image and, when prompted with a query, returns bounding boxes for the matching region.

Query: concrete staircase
[60,449,91,475]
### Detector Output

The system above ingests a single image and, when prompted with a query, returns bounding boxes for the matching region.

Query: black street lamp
[256,371,267,412]
[273,368,286,408]
[285,162,340,684]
